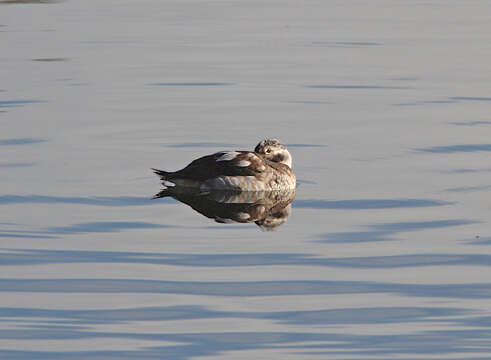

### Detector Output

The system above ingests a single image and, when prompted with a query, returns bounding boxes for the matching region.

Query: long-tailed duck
[153,139,296,191]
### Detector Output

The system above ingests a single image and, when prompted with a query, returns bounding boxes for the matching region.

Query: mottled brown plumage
[153,139,296,191]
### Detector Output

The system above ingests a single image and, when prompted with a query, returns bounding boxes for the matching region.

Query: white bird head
[254,139,293,168]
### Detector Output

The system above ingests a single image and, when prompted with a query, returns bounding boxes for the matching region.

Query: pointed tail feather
[153,188,173,199]
[152,168,177,188]
[152,168,171,179]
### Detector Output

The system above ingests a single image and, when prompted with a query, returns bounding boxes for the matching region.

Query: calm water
[2,1,491,358]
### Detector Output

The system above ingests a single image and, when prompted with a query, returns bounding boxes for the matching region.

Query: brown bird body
[153,139,296,191]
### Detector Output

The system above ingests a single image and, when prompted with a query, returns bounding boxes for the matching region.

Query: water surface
[1,0,491,359]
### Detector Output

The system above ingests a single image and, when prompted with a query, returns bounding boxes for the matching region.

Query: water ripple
[1,278,490,298]
[445,185,491,193]
[295,199,450,209]
[449,97,491,101]
[2,249,491,268]
[0,195,164,206]
[307,85,409,89]
[0,305,466,326]
[322,219,475,243]
[0,138,46,146]
[417,144,491,153]
[0,100,43,108]
[47,221,171,234]
[150,82,233,86]
[1,328,490,359]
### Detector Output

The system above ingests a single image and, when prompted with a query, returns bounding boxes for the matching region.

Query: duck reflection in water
[153,139,296,229]
[154,188,295,230]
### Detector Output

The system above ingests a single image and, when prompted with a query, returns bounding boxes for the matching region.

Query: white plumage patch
[207,175,264,190]
[236,212,251,220]
[216,151,239,162]
[236,160,251,167]
[162,180,176,187]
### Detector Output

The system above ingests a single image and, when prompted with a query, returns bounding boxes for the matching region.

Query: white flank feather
[216,151,239,162]
[236,160,250,167]
[236,212,251,220]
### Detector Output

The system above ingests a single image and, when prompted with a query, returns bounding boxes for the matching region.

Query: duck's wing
[166,151,268,181]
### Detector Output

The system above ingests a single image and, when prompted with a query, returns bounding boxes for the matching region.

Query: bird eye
[265,148,271,154]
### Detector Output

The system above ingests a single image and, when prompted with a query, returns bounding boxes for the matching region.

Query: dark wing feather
[166,151,267,181]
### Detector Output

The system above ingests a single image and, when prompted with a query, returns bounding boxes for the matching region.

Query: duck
[153,139,296,191]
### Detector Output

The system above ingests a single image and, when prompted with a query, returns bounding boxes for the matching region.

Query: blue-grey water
[2,0,491,359]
